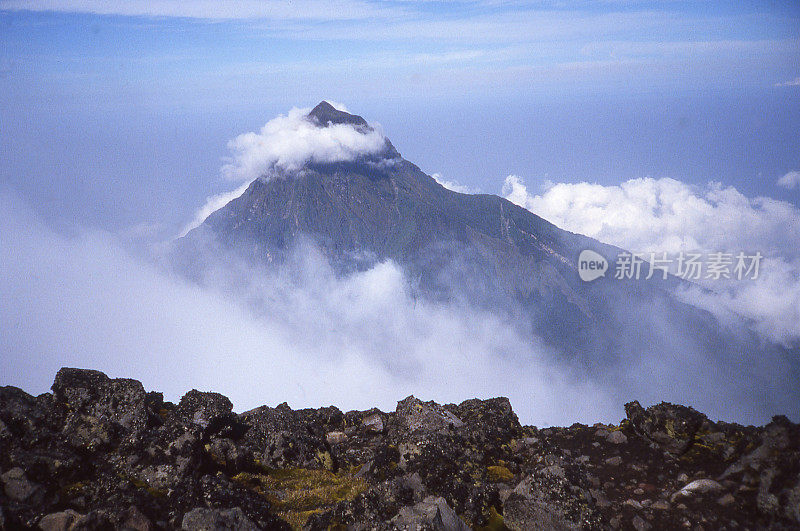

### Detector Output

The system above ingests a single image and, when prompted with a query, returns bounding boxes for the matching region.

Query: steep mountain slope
[180,102,797,415]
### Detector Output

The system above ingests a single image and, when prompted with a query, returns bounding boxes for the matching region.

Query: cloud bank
[0,192,621,426]
[5,190,795,426]
[503,175,800,346]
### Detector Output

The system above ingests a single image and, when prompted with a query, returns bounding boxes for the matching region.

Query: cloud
[431,173,476,194]
[503,175,800,345]
[3,190,797,425]
[0,0,399,20]
[0,192,620,426]
[778,170,800,190]
[774,77,800,87]
[180,105,391,236]
[179,180,252,237]
[503,175,800,258]
[221,106,389,182]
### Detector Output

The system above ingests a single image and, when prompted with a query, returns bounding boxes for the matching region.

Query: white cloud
[2,191,796,425]
[774,77,800,87]
[326,101,350,112]
[431,172,476,194]
[503,175,800,346]
[0,193,620,426]
[221,106,389,182]
[179,105,391,236]
[778,170,800,190]
[503,175,800,258]
[179,180,252,237]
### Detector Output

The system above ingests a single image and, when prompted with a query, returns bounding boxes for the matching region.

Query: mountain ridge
[176,102,799,422]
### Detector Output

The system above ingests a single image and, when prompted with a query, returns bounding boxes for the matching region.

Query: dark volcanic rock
[307,101,369,129]
[1,368,799,530]
[624,400,709,456]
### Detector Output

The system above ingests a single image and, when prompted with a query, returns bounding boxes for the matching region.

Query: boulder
[176,390,233,429]
[606,430,627,444]
[362,412,385,433]
[394,396,464,435]
[391,496,470,531]
[180,507,257,530]
[625,401,708,456]
[51,368,148,453]
[38,510,82,531]
[671,479,724,501]
[1,467,39,502]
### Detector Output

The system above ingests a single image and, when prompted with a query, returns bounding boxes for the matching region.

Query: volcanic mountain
[180,102,797,412]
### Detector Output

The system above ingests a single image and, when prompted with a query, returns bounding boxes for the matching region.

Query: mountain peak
[308,101,370,129]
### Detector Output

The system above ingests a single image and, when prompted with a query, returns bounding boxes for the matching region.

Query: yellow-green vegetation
[474,505,509,531]
[315,450,334,471]
[60,481,87,498]
[115,473,168,499]
[486,465,514,483]
[232,467,368,529]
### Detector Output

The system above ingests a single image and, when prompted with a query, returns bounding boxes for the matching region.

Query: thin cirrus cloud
[502,175,800,346]
[774,77,800,87]
[0,0,402,20]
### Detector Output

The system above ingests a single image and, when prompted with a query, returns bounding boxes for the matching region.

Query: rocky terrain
[1,368,798,530]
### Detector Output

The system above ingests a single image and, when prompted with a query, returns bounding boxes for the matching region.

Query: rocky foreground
[1,369,798,530]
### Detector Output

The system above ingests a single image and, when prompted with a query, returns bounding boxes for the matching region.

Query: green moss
[129,477,148,489]
[233,467,368,530]
[146,486,167,498]
[475,506,509,531]
[60,481,87,498]
[486,465,514,483]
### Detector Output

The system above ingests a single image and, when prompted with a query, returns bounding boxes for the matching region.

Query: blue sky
[1,0,799,233]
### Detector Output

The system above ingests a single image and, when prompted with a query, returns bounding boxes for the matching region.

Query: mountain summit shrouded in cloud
[172,102,800,425]
[222,101,396,181]
[181,102,396,235]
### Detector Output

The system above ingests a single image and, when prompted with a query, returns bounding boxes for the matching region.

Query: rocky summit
[1,369,799,530]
